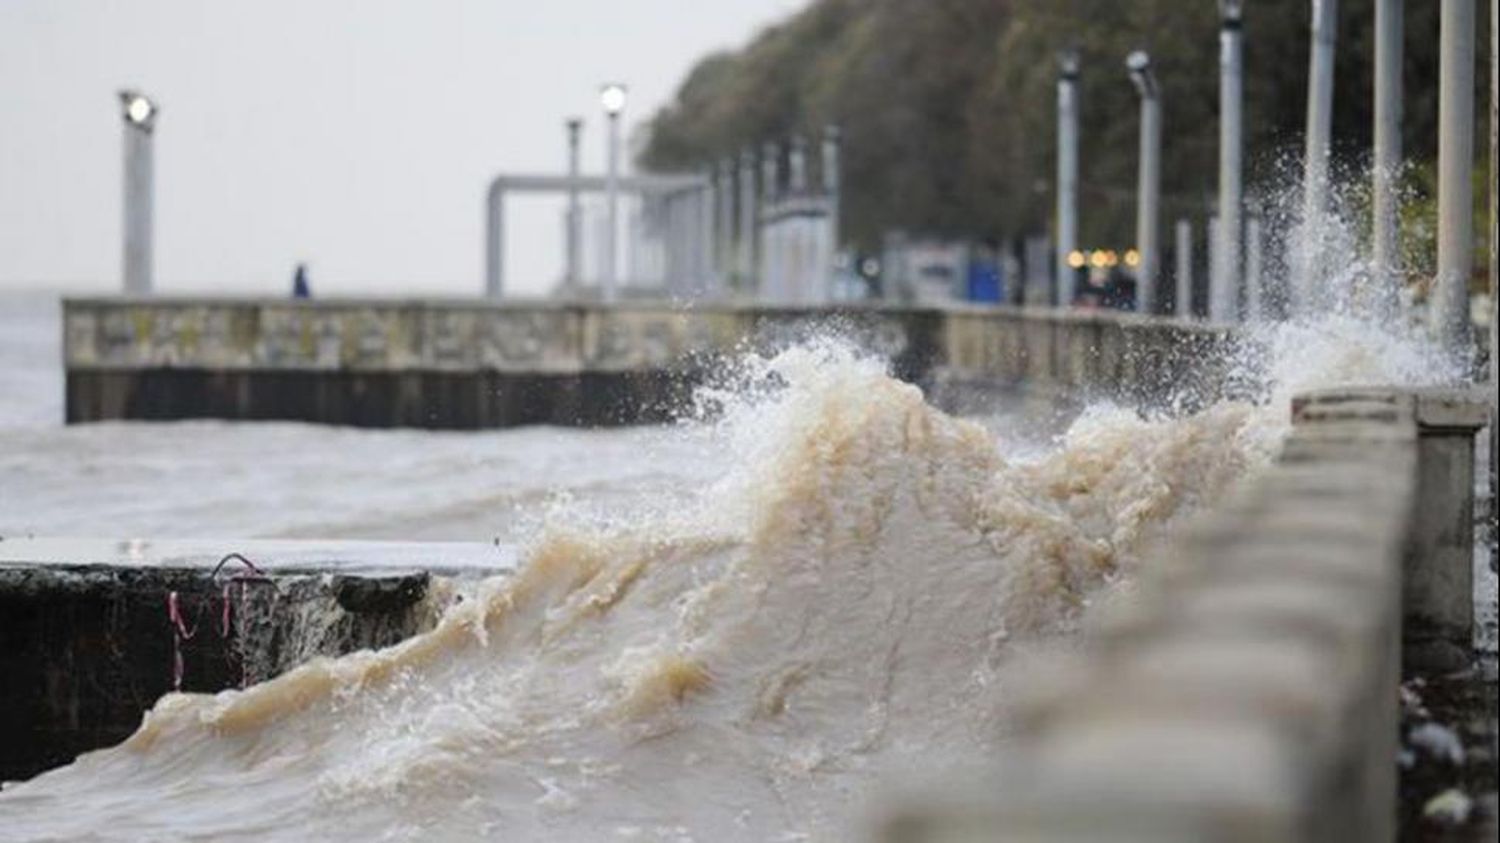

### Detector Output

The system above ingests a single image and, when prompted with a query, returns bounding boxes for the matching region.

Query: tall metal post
[717,158,736,294]
[1489,0,1497,544]
[1128,51,1162,315]
[1298,0,1338,313]
[1245,212,1264,320]
[118,91,157,295]
[738,149,758,293]
[564,118,583,288]
[1175,218,1194,318]
[1488,0,1500,537]
[1215,1,1244,322]
[1371,0,1403,317]
[600,84,627,301]
[762,142,780,300]
[822,126,841,254]
[1056,50,1081,308]
[1435,0,1476,350]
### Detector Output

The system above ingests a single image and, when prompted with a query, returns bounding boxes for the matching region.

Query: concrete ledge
[63,298,1231,427]
[0,539,508,782]
[881,387,1486,843]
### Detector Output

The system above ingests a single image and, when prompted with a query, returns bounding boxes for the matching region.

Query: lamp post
[564,117,583,289]
[118,90,157,295]
[1127,50,1162,315]
[600,83,627,301]
[1214,0,1243,322]
[1371,0,1402,318]
[1055,49,1080,308]
[1434,0,1474,349]
[1175,218,1194,318]
[1299,0,1338,313]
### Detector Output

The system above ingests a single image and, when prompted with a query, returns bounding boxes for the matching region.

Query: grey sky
[0,0,804,296]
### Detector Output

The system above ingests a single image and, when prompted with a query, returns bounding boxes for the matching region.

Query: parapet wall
[62,298,1233,427]
[881,388,1487,843]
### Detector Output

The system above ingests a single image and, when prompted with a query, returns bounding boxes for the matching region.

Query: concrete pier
[0,539,507,782]
[62,298,1236,428]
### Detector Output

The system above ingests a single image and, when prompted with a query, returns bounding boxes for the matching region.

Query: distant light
[1090,251,1108,269]
[1126,51,1150,75]
[118,90,157,129]
[1067,250,1087,269]
[859,257,881,277]
[600,83,627,116]
[1124,249,1141,267]
[1219,0,1243,24]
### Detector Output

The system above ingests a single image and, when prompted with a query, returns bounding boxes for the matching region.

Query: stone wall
[62,298,1232,427]
[878,388,1487,843]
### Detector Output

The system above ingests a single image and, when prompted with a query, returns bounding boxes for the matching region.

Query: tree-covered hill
[641,0,1484,255]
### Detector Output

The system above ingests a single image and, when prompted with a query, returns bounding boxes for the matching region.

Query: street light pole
[1215,1,1243,322]
[1371,0,1402,318]
[1175,218,1194,318]
[118,90,157,296]
[1128,51,1162,315]
[1055,49,1080,308]
[1299,0,1338,313]
[1434,0,1475,350]
[564,118,583,289]
[600,83,627,302]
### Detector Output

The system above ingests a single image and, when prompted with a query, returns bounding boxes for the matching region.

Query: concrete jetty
[0,539,509,781]
[61,297,1234,428]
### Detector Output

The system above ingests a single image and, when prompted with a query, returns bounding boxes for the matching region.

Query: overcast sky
[0,0,804,297]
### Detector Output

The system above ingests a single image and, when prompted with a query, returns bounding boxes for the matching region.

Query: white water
[0,290,1462,840]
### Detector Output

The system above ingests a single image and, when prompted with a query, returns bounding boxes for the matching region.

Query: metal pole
[717,158,735,293]
[1488,0,1496,574]
[604,109,621,300]
[823,125,842,274]
[738,149,757,293]
[1129,52,1162,315]
[1434,0,1476,350]
[789,135,807,193]
[119,91,156,295]
[762,142,780,300]
[1175,218,1194,318]
[1246,212,1264,320]
[1371,0,1403,318]
[564,118,583,288]
[1215,1,1244,322]
[1299,0,1338,313]
[1056,50,1080,308]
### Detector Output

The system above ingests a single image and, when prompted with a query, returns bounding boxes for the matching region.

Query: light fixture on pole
[600,83,627,301]
[1214,0,1243,323]
[118,90,158,296]
[564,117,583,289]
[1055,48,1080,308]
[1127,50,1162,315]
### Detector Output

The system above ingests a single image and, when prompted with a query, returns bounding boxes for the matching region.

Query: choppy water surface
[0,290,1462,840]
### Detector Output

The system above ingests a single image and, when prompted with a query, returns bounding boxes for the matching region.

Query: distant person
[292,263,311,299]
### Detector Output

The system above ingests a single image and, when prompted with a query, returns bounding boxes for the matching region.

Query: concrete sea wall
[0,544,500,783]
[62,298,1234,427]
[880,387,1490,843]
